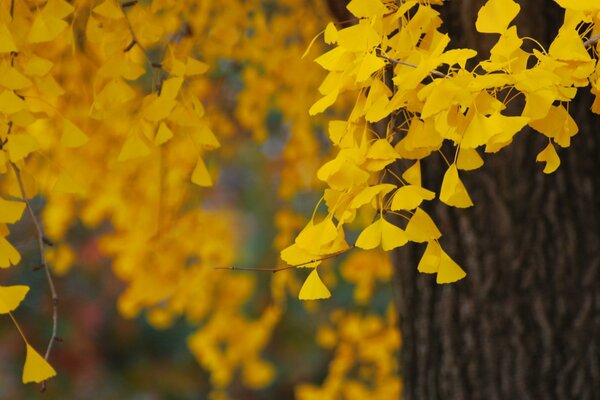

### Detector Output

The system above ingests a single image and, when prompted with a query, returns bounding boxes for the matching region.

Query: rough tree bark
[392,2,600,399]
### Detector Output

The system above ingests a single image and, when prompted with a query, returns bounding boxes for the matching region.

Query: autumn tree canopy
[1,0,598,397]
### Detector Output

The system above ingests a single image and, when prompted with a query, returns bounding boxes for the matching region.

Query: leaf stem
[10,163,58,391]
[214,247,354,273]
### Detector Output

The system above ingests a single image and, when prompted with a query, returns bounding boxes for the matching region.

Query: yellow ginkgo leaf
[22,344,57,384]
[549,27,592,62]
[417,241,441,273]
[0,198,26,224]
[380,218,408,251]
[350,184,396,209]
[6,134,40,162]
[280,243,321,268]
[355,218,382,250]
[390,185,435,211]
[0,90,27,114]
[405,208,442,243]
[0,285,29,314]
[0,64,33,90]
[355,53,385,82]
[356,218,408,251]
[0,24,18,53]
[0,236,21,268]
[61,120,89,148]
[28,15,68,44]
[118,136,150,162]
[191,124,220,150]
[402,161,421,186]
[298,269,331,300]
[440,164,473,208]
[295,218,338,254]
[475,0,520,34]
[191,156,212,186]
[456,147,484,170]
[437,249,467,284]
[23,56,54,77]
[347,0,387,18]
[185,57,209,76]
[93,0,124,19]
[324,22,338,44]
[536,142,560,174]
[154,122,174,145]
[53,172,85,195]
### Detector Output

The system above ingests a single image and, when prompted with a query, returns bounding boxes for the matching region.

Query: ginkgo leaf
[61,120,89,148]
[356,218,408,251]
[405,208,442,242]
[295,218,338,254]
[280,243,320,268]
[0,237,21,268]
[23,344,57,383]
[155,122,174,145]
[43,0,75,19]
[185,57,209,76]
[118,136,150,162]
[0,64,33,90]
[440,164,473,208]
[0,198,26,224]
[161,77,184,100]
[0,90,27,114]
[350,184,396,209]
[0,285,30,314]
[93,0,124,19]
[28,15,68,44]
[536,142,560,174]
[355,53,385,82]
[6,134,40,162]
[390,185,435,211]
[380,218,408,251]
[402,161,421,186]
[23,56,54,77]
[529,105,578,148]
[324,22,338,44]
[191,124,220,150]
[475,0,520,34]
[298,269,331,300]
[355,219,382,250]
[456,147,484,170]
[53,173,85,195]
[0,24,18,53]
[191,157,212,186]
[347,0,387,18]
[417,241,441,273]
[549,27,592,62]
[437,249,467,284]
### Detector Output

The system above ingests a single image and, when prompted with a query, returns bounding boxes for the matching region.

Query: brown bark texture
[392,2,600,400]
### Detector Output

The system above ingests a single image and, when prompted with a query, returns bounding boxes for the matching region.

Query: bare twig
[380,55,447,78]
[584,33,600,47]
[214,247,354,273]
[10,163,58,391]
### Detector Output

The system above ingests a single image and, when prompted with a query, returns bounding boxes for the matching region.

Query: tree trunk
[393,2,600,399]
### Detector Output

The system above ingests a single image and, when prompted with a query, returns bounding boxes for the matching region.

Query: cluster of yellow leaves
[288,0,600,298]
[296,310,401,400]
[2,0,334,392]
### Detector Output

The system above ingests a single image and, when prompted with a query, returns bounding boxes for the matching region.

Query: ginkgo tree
[1,0,599,397]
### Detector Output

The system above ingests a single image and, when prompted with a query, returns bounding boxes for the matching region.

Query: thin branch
[380,55,446,78]
[10,163,58,391]
[584,33,600,47]
[214,247,354,273]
